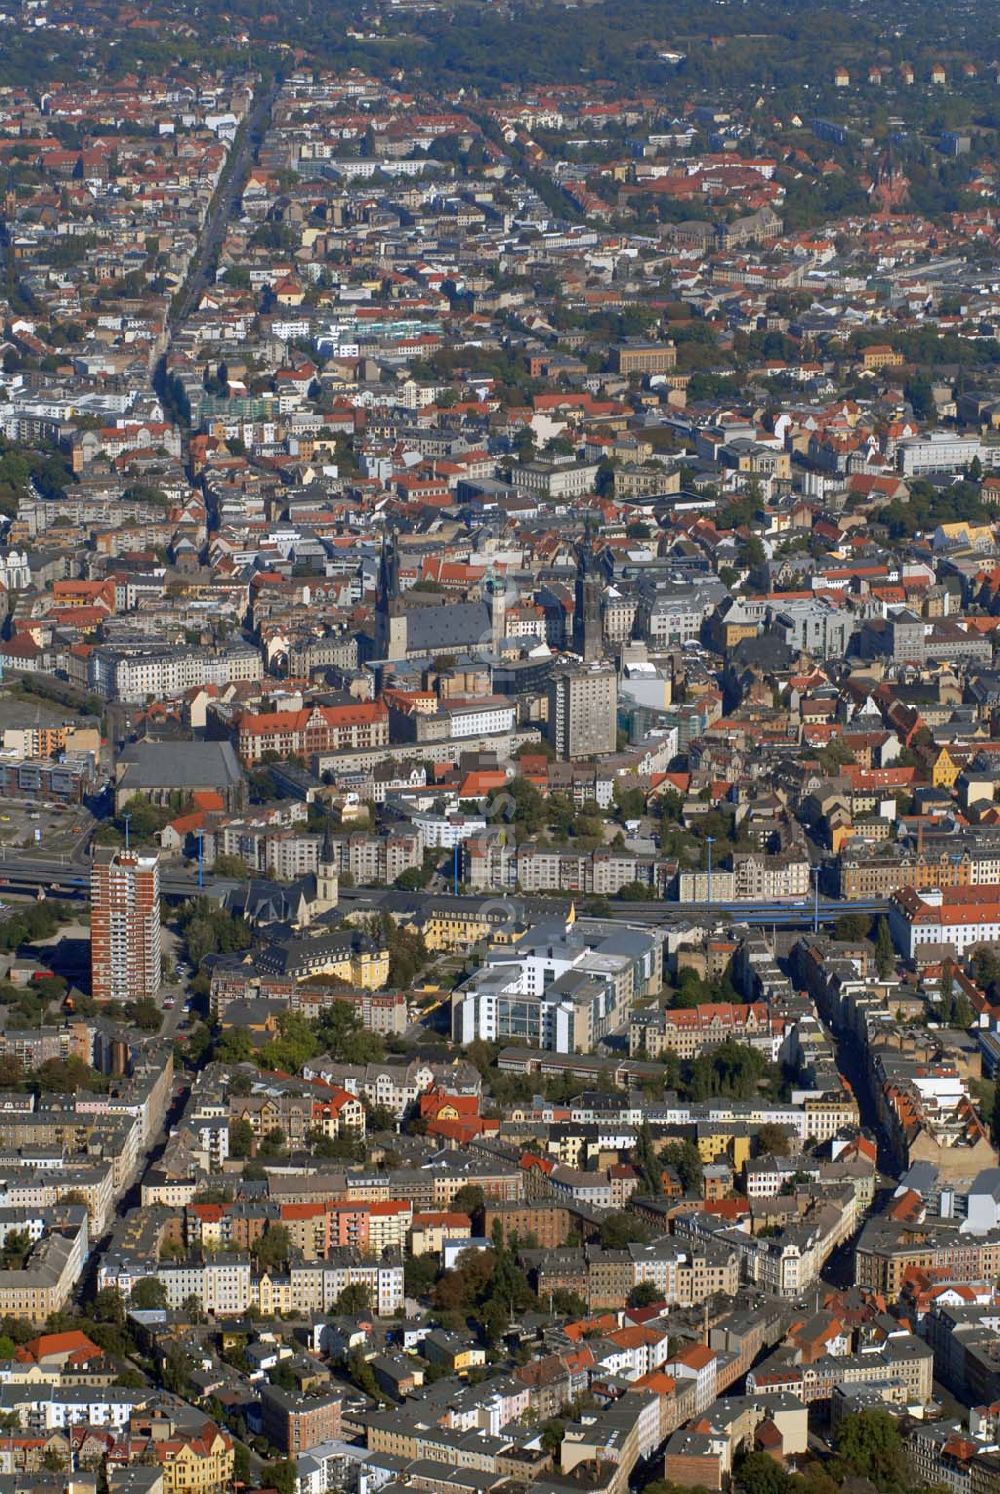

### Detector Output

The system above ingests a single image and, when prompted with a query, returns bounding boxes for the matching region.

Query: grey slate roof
[117,739,243,790]
[404,600,491,654]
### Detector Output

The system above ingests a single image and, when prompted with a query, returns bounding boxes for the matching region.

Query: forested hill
[5,0,1000,110]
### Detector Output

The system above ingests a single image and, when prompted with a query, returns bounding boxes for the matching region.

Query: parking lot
[0,799,93,857]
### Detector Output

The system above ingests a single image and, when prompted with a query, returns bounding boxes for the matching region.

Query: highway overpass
[0,854,888,928]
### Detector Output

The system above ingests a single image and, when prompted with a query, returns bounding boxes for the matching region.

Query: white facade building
[888,885,1000,958]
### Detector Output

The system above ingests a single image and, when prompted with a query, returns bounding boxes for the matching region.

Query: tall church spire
[376,528,407,661]
[573,530,603,663]
[377,528,400,611]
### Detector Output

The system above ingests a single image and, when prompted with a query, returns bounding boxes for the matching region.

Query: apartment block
[90,849,161,1004]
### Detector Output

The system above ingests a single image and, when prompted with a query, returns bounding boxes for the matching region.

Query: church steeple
[377,529,400,611]
[486,566,507,657]
[376,529,407,660]
[316,829,339,914]
[573,527,603,663]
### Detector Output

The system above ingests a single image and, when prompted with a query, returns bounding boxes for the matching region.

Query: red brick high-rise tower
[90,848,161,1003]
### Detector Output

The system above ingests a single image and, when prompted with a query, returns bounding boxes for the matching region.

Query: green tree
[661,1139,703,1193]
[617,881,656,902]
[973,948,1000,992]
[628,1281,663,1308]
[815,736,856,774]
[599,1214,649,1248]
[432,1234,534,1344]
[635,1120,663,1195]
[938,966,974,1029]
[613,784,646,820]
[0,1231,31,1270]
[834,1408,907,1487]
[834,913,871,941]
[384,922,428,989]
[269,1361,298,1394]
[182,1294,205,1323]
[258,1128,287,1157]
[265,1460,297,1494]
[904,376,935,422]
[314,1002,385,1066]
[347,1347,379,1399]
[34,1056,99,1094]
[672,968,712,1009]
[450,1185,485,1218]
[756,1123,792,1158]
[127,998,162,1031]
[233,1444,252,1484]
[93,1288,126,1325]
[177,897,252,967]
[875,916,895,979]
[550,1289,587,1317]
[333,1283,371,1314]
[229,1118,254,1159]
[217,1029,255,1065]
[114,1368,146,1389]
[736,1451,793,1494]
[261,1011,321,1074]
[404,1255,438,1299]
[685,1041,765,1101]
[252,1225,291,1274]
[540,1419,565,1456]
[130,1277,168,1310]
[490,777,545,835]
[32,974,67,1003]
